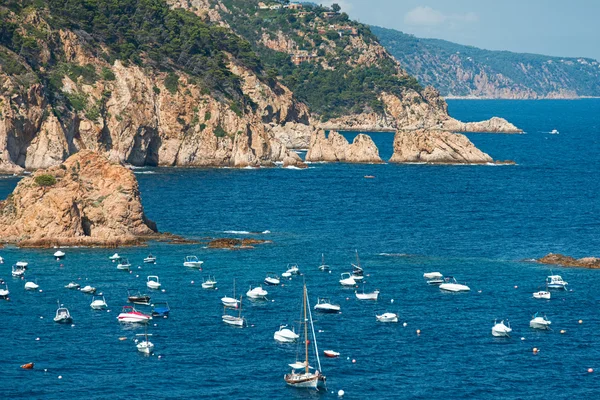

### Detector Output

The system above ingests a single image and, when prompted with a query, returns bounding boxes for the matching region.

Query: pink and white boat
[117,305,152,323]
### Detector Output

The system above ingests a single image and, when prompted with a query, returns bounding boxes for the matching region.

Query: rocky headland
[538,253,600,269]
[0,150,158,247]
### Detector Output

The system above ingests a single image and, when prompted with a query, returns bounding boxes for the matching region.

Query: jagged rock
[208,238,269,249]
[306,130,382,163]
[389,129,494,164]
[538,253,600,269]
[442,117,523,133]
[0,150,157,247]
[268,122,314,149]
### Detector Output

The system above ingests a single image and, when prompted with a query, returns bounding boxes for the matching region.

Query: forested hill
[372,25,600,99]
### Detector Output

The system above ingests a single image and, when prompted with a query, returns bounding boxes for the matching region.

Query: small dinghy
[376,312,398,323]
[264,273,280,286]
[152,301,170,318]
[147,276,161,290]
[323,350,340,358]
[127,289,151,305]
[109,253,120,261]
[533,291,551,299]
[90,295,108,310]
[117,305,152,323]
[439,276,470,292]
[54,303,73,324]
[20,362,34,369]
[0,283,10,300]
[546,275,568,290]
[314,297,341,313]
[281,272,292,279]
[491,320,512,337]
[201,276,217,290]
[11,264,26,277]
[80,285,96,294]
[65,282,80,290]
[183,256,204,269]
[274,325,299,343]
[117,258,131,271]
[143,254,156,264]
[136,329,154,354]
[530,312,552,330]
[339,272,356,287]
[24,280,39,291]
[53,250,65,260]
[246,285,268,300]
[221,279,240,308]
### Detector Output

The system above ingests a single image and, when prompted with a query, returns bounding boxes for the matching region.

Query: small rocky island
[0,150,158,247]
[538,253,600,269]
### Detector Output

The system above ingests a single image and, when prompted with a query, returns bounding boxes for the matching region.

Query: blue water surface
[0,100,599,399]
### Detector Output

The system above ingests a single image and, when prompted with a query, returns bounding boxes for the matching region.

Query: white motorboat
[222,296,246,327]
[246,285,268,300]
[323,350,340,358]
[143,254,156,264]
[439,276,470,292]
[286,263,300,275]
[117,258,131,271]
[80,285,96,294]
[376,312,398,323]
[274,325,299,343]
[90,295,108,310]
[15,261,28,268]
[54,302,73,324]
[423,272,443,280]
[550,129,559,134]
[136,325,154,354]
[339,272,356,287]
[491,320,512,337]
[117,305,152,323]
[546,275,567,290]
[24,280,39,291]
[109,253,120,261]
[221,279,240,308]
[317,254,330,272]
[0,283,9,299]
[281,272,292,278]
[201,276,217,290]
[65,282,80,289]
[53,250,65,259]
[284,283,326,391]
[264,273,280,286]
[530,313,552,330]
[355,288,380,301]
[314,298,340,313]
[183,256,204,269]
[147,275,161,290]
[533,291,551,299]
[11,264,26,277]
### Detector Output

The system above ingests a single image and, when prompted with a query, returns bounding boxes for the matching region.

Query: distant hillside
[372,26,600,99]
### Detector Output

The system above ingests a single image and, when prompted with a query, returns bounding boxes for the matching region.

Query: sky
[318,0,600,60]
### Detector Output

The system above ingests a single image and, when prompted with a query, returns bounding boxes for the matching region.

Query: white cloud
[404,6,479,27]
[318,0,353,13]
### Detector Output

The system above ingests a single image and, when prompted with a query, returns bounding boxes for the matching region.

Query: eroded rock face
[306,130,382,163]
[538,253,600,269]
[0,150,157,247]
[442,117,522,133]
[389,129,494,164]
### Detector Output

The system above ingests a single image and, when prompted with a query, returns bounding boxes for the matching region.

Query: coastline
[444,96,600,100]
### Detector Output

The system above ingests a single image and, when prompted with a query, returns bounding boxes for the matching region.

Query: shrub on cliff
[34,174,57,187]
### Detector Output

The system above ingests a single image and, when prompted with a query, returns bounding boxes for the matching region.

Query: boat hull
[376,314,398,323]
[439,283,470,292]
[183,262,203,268]
[284,372,326,390]
[274,330,299,343]
[147,282,161,290]
[314,305,340,313]
[221,297,240,308]
[356,292,379,300]
[90,301,107,310]
[222,315,245,327]
[137,342,154,354]
[533,291,551,299]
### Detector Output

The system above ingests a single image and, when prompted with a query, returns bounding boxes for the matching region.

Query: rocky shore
[538,253,600,269]
[305,130,383,163]
[0,150,158,247]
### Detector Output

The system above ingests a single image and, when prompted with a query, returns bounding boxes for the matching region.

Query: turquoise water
[0,100,599,398]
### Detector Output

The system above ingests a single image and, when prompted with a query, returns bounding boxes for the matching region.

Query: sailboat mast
[303,284,309,375]
[355,249,360,268]
[306,295,322,372]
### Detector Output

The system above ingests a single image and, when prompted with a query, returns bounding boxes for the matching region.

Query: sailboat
[222,296,246,327]
[284,283,326,391]
[318,254,330,272]
[351,250,364,281]
[136,325,154,354]
[221,279,241,308]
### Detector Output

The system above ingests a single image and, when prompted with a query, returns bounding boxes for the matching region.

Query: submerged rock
[0,150,157,247]
[208,238,270,249]
[538,253,600,269]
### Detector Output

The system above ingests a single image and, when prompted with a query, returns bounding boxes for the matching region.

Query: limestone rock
[442,117,522,133]
[538,253,600,269]
[389,129,494,164]
[0,150,157,247]
[306,130,382,163]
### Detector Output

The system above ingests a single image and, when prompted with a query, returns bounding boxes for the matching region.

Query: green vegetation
[101,67,116,81]
[34,174,57,187]
[214,125,227,137]
[164,73,179,94]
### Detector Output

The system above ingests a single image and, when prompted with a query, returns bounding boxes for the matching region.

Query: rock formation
[441,117,522,134]
[207,238,269,249]
[305,130,383,163]
[389,129,495,164]
[0,150,157,247]
[538,253,600,269]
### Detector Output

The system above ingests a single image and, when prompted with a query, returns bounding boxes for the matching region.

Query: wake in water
[222,230,271,235]
[378,253,409,257]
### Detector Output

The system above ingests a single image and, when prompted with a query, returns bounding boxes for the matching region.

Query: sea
[0,99,599,399]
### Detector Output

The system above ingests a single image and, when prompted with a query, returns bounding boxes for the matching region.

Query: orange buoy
[588,368,594,373]
[21,362,34,369]
[532,348,539,354]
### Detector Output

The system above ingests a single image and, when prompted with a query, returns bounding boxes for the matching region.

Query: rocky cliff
[0,150,157,247]
[305,130,382,163]
[538,253,600,269]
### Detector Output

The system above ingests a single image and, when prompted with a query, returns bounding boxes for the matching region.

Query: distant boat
[143,254,157,264]
[424,272,444,285]
[222,296,246,327]
[54,302,73,324]
[127,289,151,305]
[65,282,80,290]
[533,291,551,299]
[80,285,96,294]
[183,256,204,269]
[491,320,512,337]
[24,279,39,291]
[355,286,380,301]
[318,254,330,272]
[339,272,356,287]
[0,283,10,300]
[274,325,299,343]
[221,279,241,308]
[136,325,154,354]
[285,263,300,275]
[284,283,326,391]
[0,256,3,264]
[546,275,567,290]
[530,312,552,330]
[109,253,120,261]
[323,350,340,358]
[439,276,470,292]
[264,273,280,286]
[314,297,341,313]
[549,129,559,134]
[117,258,131,271]
[15,261,28,269]
[246,285,268,300]
[117,305,152,323]
[147,276,161,290]
[11,264,26,277]
[376,312,398,323]
[152,301,170,318]
[351,250,364,281]
[201,276,217,290]
[53,250,65,260]
[90,295,108,310]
